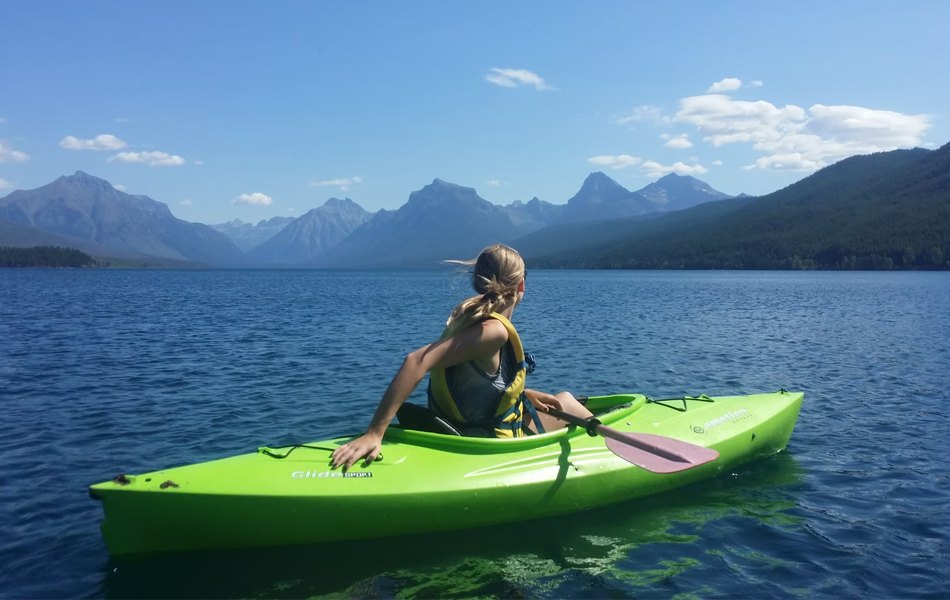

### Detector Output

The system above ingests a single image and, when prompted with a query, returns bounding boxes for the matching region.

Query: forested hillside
[0,246,95,267]
[528,145,950,270]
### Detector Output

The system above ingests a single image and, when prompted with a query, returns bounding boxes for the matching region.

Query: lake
[1,268,948,598]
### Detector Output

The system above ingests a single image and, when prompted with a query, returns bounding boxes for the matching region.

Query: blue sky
[1,1,947,225]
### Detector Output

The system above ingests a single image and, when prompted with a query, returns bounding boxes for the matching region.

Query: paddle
[544,406,719,474]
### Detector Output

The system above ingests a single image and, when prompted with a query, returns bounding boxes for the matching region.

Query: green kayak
[90,390,803,555]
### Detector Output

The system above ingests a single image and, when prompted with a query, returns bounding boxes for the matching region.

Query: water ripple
[1,269,949,598]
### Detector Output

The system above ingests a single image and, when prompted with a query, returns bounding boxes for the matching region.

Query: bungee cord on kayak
[257,444,346,460]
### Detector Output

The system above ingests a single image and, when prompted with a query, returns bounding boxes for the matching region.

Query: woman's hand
[330,432,382,470]
[527,391,565,413]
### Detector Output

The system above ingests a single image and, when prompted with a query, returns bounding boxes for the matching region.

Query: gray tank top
[440,344,518,436]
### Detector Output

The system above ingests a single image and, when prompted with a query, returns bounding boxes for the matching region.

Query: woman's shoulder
[472,317,510,345]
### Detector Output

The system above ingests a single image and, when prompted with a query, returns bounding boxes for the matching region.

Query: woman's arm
[329,320,509,470]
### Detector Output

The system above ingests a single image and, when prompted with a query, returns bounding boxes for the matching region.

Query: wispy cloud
[588,154,642,170]
[485,68,554,91]
[707,77,743,93]
[590,148,709,177]
[60,134,127,151]
[310,176,362,191]
[234,192,273,206]
[704,78,765,95]
[0,177,12,190]
[675,94,930,171]
[180,198,193,207]
[109,150,186,167]
[641,160,709,178]
[0,140,29,163]
[616,105,669,126]
[661,133,694,149]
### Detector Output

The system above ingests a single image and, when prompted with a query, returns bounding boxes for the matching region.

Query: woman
[330,243,593,470]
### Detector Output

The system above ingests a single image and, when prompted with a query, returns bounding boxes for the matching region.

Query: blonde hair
[443,244,526,335]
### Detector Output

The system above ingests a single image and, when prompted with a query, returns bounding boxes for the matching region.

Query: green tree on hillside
[0,246,96,267]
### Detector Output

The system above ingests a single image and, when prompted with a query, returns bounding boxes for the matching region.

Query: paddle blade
[604,432,719,474]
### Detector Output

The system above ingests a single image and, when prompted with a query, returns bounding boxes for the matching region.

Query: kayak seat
[396,403,462,436]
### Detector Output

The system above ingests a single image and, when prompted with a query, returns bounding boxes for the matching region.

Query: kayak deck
[90,390,803,555]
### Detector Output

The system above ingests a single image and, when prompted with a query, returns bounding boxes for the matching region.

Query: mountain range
[211,216,295,252]
[247,198,372,265]
[0,170,731,267]
[0,171,245,266]
[1,141,947,270]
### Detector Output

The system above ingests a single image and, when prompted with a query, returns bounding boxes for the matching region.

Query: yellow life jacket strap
[428,312,529,437]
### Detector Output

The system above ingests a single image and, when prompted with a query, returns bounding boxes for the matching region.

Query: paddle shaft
[544,406,693,464]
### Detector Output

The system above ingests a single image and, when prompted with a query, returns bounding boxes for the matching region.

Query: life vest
[427,312,535,438]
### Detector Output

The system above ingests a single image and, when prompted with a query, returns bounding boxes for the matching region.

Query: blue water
[1,269,949,598]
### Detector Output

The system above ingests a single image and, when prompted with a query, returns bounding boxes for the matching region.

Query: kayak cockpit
[395,402,463,435]
[386,394,646,452]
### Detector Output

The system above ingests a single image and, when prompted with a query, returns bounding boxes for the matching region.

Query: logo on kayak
[291,470,373,479]
[702,408,749,431]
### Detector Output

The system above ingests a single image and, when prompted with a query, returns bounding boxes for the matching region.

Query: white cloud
[234,192,273,206]
[641,160,709,178]
[588,154,643,170]
[180,198,193,207]
[805,104,929,147]
[0,140,29,163]
[662,133,694,149]
[109,151,186,167]
[741,153,826,172]
[616,105,669,125]
[310,176,362,191]
[486,179,503,187]
[712,160,723,166]
[674,93,930,171]
[708,78,743,93]
[114,184,127,191]
[676,94,808,147]
[485,68,554,91]
[0,177,11,190]
[59,134,127,151]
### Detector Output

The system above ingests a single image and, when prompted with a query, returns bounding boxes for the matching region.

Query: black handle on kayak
[545,406,601,436]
